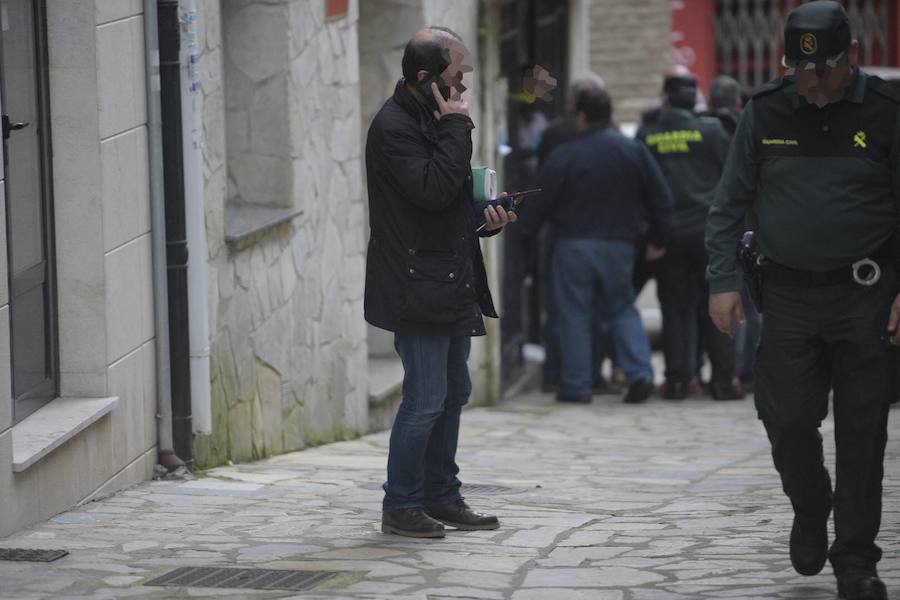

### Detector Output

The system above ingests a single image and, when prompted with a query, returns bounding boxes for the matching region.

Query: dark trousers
[383,335,471,510]
[754,269,897,574]
[656,233,735,384]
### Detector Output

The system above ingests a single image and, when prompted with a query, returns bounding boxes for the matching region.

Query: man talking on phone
[364,27,515,538]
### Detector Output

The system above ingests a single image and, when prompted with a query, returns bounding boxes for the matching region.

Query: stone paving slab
[2,391,900,599]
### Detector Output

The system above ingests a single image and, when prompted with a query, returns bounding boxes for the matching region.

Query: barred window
[716,0,896,89]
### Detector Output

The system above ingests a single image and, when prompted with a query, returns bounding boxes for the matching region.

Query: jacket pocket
[403,253,469,324]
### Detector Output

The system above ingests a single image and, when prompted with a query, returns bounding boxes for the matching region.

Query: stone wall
[589,0,671,124]
[194,0,368,468]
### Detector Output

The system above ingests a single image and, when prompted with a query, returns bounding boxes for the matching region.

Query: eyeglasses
[782,50,846,71]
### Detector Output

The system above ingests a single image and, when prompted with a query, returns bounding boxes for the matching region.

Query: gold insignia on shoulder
[853,131,867,148]
[800,33,817,55]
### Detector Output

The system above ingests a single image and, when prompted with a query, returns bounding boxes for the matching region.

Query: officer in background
[704,74,744,136]
[638,74,741,401]
[706,3,900,598]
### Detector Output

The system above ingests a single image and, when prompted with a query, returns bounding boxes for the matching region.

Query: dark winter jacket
[364,80,499,337]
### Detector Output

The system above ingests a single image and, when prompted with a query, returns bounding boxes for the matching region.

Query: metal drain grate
[145,567,339,591]
[0,548,69,562]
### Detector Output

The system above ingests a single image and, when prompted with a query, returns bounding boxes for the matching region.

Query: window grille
[716,0,895,89]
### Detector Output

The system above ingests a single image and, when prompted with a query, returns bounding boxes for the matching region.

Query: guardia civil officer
[637,74,740,401]
[706,3,900,598]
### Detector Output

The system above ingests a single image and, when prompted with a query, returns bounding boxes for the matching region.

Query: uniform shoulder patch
[867,75,900,105]
[750,78,787,99]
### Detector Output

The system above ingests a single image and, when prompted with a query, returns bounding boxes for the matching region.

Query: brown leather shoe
[425,500,500,531]
[381,508,445,538]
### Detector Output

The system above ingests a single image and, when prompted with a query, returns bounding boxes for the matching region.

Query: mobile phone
[415,73,452,113]
[478,188,542,212]
[474,188,542,232]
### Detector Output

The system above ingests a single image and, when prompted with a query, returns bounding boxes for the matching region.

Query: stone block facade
[0,1,157,537]
[589,0,672,123]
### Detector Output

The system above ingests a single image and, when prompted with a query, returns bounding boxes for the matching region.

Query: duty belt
[761,243,892,288]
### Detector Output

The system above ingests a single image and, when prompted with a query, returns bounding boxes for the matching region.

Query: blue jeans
[551,238,653,397]
[383,334,471,510]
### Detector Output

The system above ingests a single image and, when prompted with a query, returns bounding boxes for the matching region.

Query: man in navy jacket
[530,86,674,404]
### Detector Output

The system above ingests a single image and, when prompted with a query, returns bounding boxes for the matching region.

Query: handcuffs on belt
[851,258,881,286]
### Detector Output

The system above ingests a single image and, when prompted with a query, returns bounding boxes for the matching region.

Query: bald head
[402,27,468,84]
[566,72,606,113]
[400,26,473,106]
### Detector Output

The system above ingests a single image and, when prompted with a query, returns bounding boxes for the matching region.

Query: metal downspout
[179,0,212,436]
[158,0,194,467]
[143,0,179,469]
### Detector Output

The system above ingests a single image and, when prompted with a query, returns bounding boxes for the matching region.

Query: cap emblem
[800,33,818,55]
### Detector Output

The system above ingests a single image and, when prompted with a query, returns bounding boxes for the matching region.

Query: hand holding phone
[475,188,541,213]
[475,189,540,232]
[427,81,468,120]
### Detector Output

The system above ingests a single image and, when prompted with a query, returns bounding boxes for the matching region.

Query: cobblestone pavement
[3,391,900,600]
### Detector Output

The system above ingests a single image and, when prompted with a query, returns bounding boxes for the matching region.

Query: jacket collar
[394,77,434,124]
[658,108,696,125]
[784,66,866,110]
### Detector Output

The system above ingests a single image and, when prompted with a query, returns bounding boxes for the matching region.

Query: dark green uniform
[706,66,900,580]
[708,69,899,291]
[638,109,737,392]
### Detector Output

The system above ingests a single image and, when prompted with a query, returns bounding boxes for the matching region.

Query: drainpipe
[143,0,180,470]
[179,0,212,435]
[158,0,194,466]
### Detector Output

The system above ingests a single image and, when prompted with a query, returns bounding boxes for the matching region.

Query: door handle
[1,115,30,140]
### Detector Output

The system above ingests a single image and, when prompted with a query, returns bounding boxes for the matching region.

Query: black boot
[623,379,654,404]
[425,500,500,531]
[837,574,887,600]
[710,379,745,401]
[789,514,828,576]
[662,380,687,400]
[381,508,445,538]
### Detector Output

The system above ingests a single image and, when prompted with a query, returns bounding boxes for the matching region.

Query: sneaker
[425,500,499,531]
[623,378,654,404]
[381,508,445,538]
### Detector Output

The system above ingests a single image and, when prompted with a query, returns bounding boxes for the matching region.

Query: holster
[737,230,764,313]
